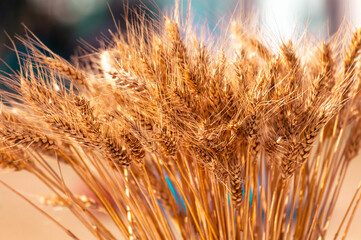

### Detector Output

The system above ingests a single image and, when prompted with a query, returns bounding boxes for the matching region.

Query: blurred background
[0,0,358,66]
[1,0,361,239]
[1,0,361,71]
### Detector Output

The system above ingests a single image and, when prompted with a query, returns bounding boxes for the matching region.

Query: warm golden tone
[1,5,361,240]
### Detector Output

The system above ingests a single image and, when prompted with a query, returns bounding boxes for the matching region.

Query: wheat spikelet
[103,132,132,168]
[309,42,335,105]
[229,155,244,207]
[0,145,29,171]
[344,28,361,74]
[44,57,86,85]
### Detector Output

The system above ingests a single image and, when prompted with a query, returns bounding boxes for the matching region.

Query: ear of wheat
[1,4,361,240]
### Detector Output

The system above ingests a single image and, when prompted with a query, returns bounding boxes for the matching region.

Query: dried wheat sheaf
[1,5,361,240]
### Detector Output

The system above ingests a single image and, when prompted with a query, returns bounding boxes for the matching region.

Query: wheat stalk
[1,5,361,240]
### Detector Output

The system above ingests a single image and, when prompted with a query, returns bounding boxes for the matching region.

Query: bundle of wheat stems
[1,4,361,240]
